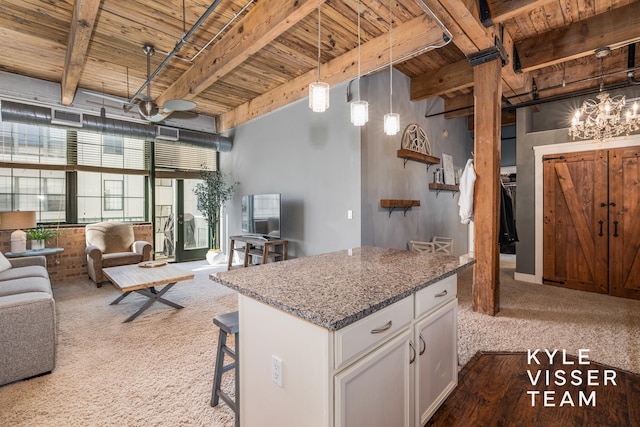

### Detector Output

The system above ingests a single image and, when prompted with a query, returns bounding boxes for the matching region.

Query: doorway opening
[154,178,210,262]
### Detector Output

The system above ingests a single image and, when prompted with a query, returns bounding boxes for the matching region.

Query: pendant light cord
[357,0,361,101]
[389,0,393,113]
[317,0,322,83]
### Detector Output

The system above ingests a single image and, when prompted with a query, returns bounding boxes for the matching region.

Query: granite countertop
[211,246,475,331]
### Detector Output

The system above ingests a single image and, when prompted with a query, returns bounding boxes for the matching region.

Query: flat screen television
[241,193,281,238]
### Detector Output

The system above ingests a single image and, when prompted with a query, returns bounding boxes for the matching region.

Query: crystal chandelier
[569,48,640,142]
[309,0,329,113]
[384,0,400,136]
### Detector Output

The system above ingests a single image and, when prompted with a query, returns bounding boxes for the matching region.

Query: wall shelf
[397,149,440,169]
[429,183,459,198]
[380,199,420,217]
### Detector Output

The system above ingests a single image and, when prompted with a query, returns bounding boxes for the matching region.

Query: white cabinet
[414,298,457,426]
[335,329,412,427]
[238,274,459,427]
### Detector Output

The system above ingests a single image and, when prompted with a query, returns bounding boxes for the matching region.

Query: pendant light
[350,0,369,126]
[309,0,330,112]
[383,0,400,135]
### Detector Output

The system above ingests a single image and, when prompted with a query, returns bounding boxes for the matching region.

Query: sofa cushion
[0,265,48,281]
[0,252,11,273]
[86,221,135,254]
[0,277,51,297]
[102,252,143,268]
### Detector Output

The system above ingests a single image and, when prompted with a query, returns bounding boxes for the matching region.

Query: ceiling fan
[135,44,197,123]
[84,44,197,123]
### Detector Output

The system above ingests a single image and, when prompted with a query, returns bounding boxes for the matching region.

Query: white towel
[458,159,476,224]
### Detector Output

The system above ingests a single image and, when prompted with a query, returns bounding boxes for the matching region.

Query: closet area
[543,146,640,300]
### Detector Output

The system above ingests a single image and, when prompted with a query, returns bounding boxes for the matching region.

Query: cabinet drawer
[414,274,456,319]
[335,296,412,370]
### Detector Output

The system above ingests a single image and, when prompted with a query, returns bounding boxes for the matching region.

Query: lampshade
[309,81,330,113]
[384,113,400,136]
[0,211,36,230]
[350,100,369,126]
[0,211,36,254]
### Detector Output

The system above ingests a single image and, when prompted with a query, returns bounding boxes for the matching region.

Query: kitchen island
[212,246,474,427]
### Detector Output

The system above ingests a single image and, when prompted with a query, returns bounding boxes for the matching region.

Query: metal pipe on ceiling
[0,100,233,152]
[129,0,225,104]
[346,0,453,102]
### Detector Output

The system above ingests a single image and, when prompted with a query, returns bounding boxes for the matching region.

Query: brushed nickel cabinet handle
[435,290,448,297]
[370,320,392,334]
[409,341,416,364]
[419,334,426,356]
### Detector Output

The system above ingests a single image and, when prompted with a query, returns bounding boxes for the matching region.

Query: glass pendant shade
[309,81,330,113]
[350,100,369,126]
[384,112,400,135]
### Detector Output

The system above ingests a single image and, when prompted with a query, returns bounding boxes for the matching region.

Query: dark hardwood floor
[426,351,640,427]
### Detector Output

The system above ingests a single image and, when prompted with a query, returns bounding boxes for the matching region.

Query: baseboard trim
[513,272,538,284]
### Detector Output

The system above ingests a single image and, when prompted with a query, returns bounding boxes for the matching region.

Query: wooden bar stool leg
[234,331,240,427]
[211,329,228,407]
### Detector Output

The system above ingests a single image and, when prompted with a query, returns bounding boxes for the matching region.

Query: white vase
[206,249,227,265]
[31,239,45,250]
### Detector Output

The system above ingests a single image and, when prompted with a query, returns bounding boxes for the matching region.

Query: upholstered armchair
[85,221,152,287]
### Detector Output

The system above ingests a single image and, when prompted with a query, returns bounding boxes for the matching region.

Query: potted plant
[26,227,61,251]
[193,167,238,263]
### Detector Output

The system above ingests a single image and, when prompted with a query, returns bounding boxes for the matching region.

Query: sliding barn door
[609,146,640,299]
[542,151,609,294]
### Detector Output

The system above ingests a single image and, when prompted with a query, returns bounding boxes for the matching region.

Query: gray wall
[360,70,474,255]
[219,81,362,258]
[219,70,474,258]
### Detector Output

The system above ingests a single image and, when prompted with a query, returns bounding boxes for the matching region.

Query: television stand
[228,235,288,270]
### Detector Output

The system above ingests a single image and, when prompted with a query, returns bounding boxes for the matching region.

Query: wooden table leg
[228,239,235,271]
[244,243,250,267]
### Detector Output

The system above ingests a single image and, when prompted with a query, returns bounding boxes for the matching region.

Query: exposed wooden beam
[411,59,473,101]
[436,0,495,51]
[487,0,555,24]
[156,0,323,109]
[515,3,640,73]
[60,0,101,105]
[472,58,502,316]
[444,94,474,119]
[218,14,444,132]
[416,0,531,103]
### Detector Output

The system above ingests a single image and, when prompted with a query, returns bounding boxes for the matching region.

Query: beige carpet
[1,257,639,426]
[0,261,238,426]
[457,256,640,374]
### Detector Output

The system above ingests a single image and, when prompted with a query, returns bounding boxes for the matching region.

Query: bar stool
[211,311,239,427]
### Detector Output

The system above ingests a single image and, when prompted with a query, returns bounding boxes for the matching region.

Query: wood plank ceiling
[0,0,639,133]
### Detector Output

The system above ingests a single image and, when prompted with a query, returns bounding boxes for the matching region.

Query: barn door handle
[613,221,619,237]
[598,220,603,237]
[600,202,616,207]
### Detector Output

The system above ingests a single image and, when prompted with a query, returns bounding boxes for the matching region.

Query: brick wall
[0,223,153,284]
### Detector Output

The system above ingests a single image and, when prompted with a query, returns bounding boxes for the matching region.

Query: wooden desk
[228,235,288,270]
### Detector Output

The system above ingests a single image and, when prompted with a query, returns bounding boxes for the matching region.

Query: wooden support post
[472,59,502,315]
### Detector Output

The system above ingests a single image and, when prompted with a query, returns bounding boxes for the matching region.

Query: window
[103,134,124,155]
[103,180,124,211]
[0,168,66,223]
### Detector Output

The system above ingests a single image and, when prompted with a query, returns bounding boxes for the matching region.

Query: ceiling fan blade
[146,113,166,123]
[162,99,197,112]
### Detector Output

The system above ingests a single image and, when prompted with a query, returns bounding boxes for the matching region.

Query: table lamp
[0,211,37,254]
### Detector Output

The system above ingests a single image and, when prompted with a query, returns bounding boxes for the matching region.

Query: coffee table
[103,262,195,322]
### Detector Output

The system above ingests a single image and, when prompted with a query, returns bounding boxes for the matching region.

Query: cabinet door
[415,299,457,426]
[335,329,412,427]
